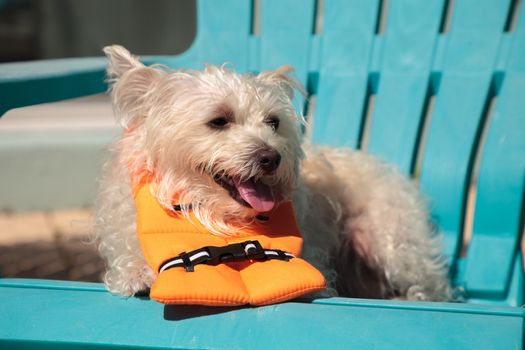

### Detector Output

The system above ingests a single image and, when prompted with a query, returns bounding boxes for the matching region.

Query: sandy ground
[0,208,104,282]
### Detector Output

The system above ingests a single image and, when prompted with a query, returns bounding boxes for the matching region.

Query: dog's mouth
[213,174,275,212]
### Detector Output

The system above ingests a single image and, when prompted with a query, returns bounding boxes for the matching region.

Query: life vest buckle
[158,240,295,274]
[205,240,265,265]
[242,240,266,260]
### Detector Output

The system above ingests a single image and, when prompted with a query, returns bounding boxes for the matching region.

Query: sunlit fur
[92,45,452,301]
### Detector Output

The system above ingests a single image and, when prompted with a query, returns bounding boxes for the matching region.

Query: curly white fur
[92,45,452,301]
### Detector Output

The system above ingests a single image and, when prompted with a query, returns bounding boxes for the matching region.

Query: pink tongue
[233,178,275,212]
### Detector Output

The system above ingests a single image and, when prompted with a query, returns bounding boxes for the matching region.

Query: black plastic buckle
[205,243,247,265]
[243,240,266,260]
[179,252,194,272]
[158,240,292,273]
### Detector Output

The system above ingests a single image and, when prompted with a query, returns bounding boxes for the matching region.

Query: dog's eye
[208,116,230,129]
[265,116,280,131]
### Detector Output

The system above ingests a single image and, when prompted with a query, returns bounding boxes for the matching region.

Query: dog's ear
[103,45,143,79]
[103,45,164,129]
[257,65,306,99]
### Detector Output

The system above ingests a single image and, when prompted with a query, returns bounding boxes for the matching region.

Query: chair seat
[0,278,523,350]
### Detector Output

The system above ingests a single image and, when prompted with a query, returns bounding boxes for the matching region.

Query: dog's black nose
[258,148,281,174]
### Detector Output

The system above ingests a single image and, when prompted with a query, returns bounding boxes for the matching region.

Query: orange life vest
[133,175,326,306]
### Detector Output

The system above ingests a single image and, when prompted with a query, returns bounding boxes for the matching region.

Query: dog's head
[104,45,305,233]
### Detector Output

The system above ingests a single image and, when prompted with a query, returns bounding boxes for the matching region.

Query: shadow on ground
[0,236,104,282]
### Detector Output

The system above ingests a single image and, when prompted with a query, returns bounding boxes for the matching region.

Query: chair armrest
[0,57,108,116]
[0,50,203,117]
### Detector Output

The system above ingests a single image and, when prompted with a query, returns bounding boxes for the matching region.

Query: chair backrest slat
[194,0,252,70]
[463,3,525,302]
[419,0,511,261]
[367,0,445,174]
[259,0,316,82]
[312,0,380,147]
[259,0,316,111]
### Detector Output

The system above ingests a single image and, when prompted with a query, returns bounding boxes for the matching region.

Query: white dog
[92,45,452,302]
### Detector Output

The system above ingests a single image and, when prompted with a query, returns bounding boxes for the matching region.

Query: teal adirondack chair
[1,0,524,349]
